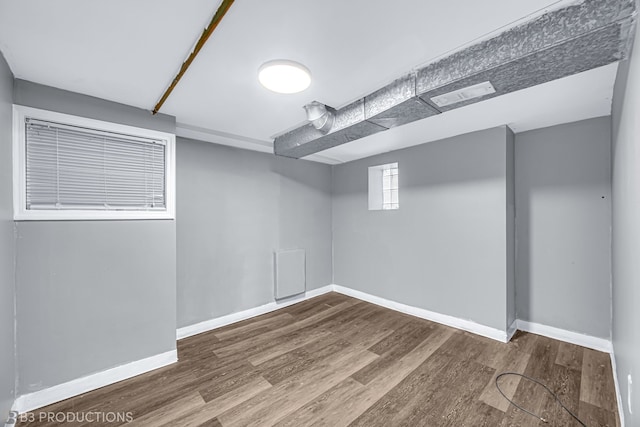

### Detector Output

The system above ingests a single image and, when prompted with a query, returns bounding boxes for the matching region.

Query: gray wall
[506,128,516,330]
[13,81,177,393]
[332,127,512,332]
[611,19,640,422]
[0,53,15,422]
[176,138,332,328]
[515,118,611,339]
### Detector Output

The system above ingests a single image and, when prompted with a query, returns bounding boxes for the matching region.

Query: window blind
[25,118,166,211]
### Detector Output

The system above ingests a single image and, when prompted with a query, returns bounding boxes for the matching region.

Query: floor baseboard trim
[516,320,612,353]
[331,285,509,343]
[176,285,334,340]
[12,350,177,414]
[610,350,626,426]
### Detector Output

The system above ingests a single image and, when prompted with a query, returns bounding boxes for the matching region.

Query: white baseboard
[332,285,510,343]
[516,320,612,353]
[610,350,626,427]
[12,350,177,414]
[176,285,334,340]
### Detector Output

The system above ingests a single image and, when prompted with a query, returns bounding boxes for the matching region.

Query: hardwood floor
[18,292,619,426]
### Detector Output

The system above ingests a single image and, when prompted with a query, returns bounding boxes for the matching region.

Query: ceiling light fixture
[258,60,311,94]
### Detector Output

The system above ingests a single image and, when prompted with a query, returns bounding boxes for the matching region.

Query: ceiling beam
[152,0,235,115]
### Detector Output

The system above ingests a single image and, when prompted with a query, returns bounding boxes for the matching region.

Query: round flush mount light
[258,60,311,94]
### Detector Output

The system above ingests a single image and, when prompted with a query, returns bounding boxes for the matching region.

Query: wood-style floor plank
[212,301,354,359]
[501,336,561,426]
[581,348,618,413]
[217,346,379,426]
[275,326,455,427]
[351,320,436,385]
[16,292,620,427]
[578,400,619,427]
[543,363,582,425]
[127,392,205,427]
[478,347,531,412]
[247,328,334,366]
[159,377,272,427]
[214,312,295,340]
[352,343,496,426]
[555,341,584,372]
[273,377,364,427]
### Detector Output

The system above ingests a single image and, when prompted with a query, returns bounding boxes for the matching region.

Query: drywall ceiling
[0,0,218,112]
[0,0,619,164]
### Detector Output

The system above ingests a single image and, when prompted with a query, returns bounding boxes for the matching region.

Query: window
[368,162,399,210]
[381,164,399,209]
[13,105,176,220]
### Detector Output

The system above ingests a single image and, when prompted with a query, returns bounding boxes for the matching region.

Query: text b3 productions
[14,411,134,424]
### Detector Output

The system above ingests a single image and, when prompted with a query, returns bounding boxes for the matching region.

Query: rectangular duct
[416,0,635,95]
[273,0,636,159]
[419,23,631,112]
[364,74,440,129]
[274,75,440,158]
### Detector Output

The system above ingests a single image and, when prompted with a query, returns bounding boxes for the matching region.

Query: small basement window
[368,162,399,210]
[13,105,176,220]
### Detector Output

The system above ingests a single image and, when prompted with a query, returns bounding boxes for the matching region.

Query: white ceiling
[0,0,618,164]
[0,0,217,110]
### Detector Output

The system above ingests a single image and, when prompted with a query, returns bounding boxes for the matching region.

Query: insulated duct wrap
[364,74,440,129]
[274,75,439,158]
[274,0,636,159]
[419,23,632,112]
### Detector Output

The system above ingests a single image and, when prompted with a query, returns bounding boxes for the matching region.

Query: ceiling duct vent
[430,81,496,107]
[304,101,335,134]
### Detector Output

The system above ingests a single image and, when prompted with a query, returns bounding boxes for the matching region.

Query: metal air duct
[274,0,636,159]
[304,101,335,134]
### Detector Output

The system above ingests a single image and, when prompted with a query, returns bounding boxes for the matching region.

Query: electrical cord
[495,372,587,426]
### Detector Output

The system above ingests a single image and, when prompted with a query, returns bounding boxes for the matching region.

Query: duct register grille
[430,81,496,108]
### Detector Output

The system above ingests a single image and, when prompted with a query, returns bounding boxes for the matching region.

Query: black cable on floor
[495,372,587,426]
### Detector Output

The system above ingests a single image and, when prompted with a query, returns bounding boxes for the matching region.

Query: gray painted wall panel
[12,82,177,393]
[15,221,176,392]
[274,249,306,299]
[611,18,640,422]
[176,138,332,328]
[275,155,333,295]
[0,52,15,421]
[332,127,509,331]
[515,117,611,338]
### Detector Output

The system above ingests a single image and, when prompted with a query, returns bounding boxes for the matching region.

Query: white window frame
[12,105,176,221]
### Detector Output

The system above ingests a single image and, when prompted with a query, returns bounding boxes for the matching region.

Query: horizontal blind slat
[25,119,166,211]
